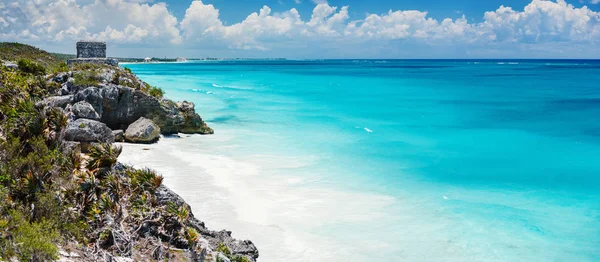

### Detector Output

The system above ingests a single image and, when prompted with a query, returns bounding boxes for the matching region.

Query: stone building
[68,41,118,66]
[77,41,106,58]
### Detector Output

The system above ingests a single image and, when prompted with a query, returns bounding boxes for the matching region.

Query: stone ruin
[67,41,118,66]
[77,41,106,58]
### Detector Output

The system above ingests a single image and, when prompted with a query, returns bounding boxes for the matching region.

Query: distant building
[144,57,152,63]
[176,57,187,62]
[77,41,106,58]
[68,41,118,66]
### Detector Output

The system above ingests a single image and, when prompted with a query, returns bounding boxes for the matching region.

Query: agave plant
[46,107,68,134]
[130,168,162,193]
[76,171,101,212]
[87,144,122,174]
[103,172,123,201]
[98,193,118,214]
[167,202,190,223]
[184,227,199,245]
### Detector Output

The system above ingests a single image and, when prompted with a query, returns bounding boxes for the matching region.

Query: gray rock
[35,95,73,109]
[154,184,259,262]
[63,119,114,143]
[60,141,81,157]
[2,61,18,70]
[112,129,125,142]
[72,101,100,120]
[124,117,160,143]
[177,101,214,134]
[52,72,70,83]
[74,87,103,115]
[111,257,133,262]
[100,85,184,134]
[216,253,232,262]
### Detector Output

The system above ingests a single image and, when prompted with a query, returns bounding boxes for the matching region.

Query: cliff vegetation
[0,43,256,261]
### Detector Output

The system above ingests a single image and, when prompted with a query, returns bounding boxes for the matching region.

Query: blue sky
[1,0,600,58]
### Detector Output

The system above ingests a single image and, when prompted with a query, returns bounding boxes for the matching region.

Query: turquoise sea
[121,60,600,261]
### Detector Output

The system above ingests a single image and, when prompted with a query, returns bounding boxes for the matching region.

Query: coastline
[120,59,600,262]
[116,129,405,262]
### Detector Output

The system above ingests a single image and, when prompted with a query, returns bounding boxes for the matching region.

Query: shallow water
[119,60,600,261]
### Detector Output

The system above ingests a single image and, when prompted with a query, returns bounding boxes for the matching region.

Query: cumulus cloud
[1,0,599,57]
[178,0,599,53]
[0,0,180,44]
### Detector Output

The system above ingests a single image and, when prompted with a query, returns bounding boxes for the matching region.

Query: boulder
[112,129,125,142]
[72,101,100,120]
[35,95,73,109]
[74,87,103,115]
[63,119,114,143]
[1,61,18,70]
[177,101,214,134]
[124,117,160,143]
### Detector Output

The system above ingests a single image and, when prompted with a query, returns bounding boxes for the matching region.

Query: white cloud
[1,0,599,57]
[480,0,600,43]
[0,0,180,44]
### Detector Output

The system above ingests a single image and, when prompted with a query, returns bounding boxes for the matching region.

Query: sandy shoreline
[117,133,405,262]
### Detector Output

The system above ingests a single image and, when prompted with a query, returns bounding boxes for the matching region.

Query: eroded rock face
[74,87,104,115]
[124,117,160,143]
[177,101,214,134]
[35,95,73,109]
[98,85,184,134]
[52,67,213,136]
[72,101,100,120]
[63,118,114,143]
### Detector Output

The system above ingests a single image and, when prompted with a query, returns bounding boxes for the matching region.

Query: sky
[1,0,600,58]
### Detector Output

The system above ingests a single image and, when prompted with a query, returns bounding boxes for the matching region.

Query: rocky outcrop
[74,87,104,114]
[71,101,101,120]
[99,85,185,134]
[63,118,115,143]
[155,185,259,262]
[124,117,160,143]
[35,95,73,109]
[49,67,212,136]
[177,101,214,134]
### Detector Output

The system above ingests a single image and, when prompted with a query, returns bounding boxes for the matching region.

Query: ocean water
[119,60,600,261]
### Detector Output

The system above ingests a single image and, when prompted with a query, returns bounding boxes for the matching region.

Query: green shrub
[72,71,100,86]
[17,59,46,75]
[123,67,132,74]
[71,63,109,71]
[148,86,164,98]
[141,82,165,98]
[216,243,231,256]
[52,62,69,73]
[0,210,61,261]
